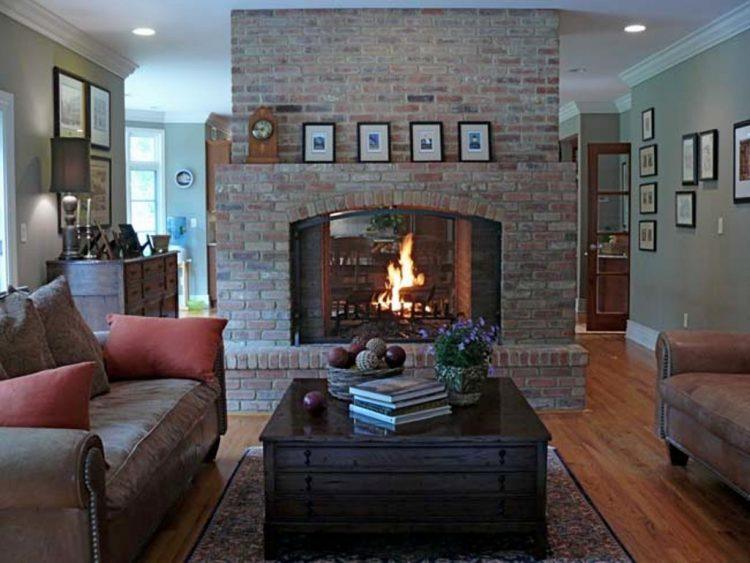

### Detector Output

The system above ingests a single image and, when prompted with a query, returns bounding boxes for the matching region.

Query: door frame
[0,90,17,288]
[586,142,631,331]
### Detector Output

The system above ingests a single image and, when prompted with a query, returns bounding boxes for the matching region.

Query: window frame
[0,90,17,288]
[125,126,166,239]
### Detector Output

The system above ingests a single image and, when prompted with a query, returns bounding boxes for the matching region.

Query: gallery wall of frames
[637,106,750,252]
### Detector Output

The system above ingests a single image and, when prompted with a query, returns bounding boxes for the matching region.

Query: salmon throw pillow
[0,362,94,430]
[104,315,227,382]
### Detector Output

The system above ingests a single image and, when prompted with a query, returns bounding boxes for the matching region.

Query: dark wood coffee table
[260,378,551,560]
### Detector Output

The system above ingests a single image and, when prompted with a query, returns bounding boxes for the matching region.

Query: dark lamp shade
[50,137,91,194]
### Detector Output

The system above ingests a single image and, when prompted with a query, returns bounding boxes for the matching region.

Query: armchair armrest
[657,330,750,379]
[0,428,105,510]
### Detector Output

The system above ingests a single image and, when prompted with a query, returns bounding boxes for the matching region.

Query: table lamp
[51,137,90,259]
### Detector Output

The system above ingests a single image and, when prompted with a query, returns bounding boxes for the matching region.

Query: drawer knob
[305,474,313,492]
[304,449,312,466]
[498,449,506,465]
[498,475,506,491]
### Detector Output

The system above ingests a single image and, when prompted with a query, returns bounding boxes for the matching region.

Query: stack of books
[348,375,451,430]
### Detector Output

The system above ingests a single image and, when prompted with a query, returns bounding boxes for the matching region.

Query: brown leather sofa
[656,331,750,499]
[0,334,228,563]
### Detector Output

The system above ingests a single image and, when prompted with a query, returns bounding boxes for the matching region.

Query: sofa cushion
[89,378,219,512]
[30,276,110,397]
[661,372,750,452]
[0,362,94,429]
[0,291,56,377]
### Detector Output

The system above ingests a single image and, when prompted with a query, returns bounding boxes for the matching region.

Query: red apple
[327,346,350,368]
[385,345,406,368]
[302,391,326,415]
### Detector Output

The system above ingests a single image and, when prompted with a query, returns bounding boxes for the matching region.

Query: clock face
[252,119,273,140]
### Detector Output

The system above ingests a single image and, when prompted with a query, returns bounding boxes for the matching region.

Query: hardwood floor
[141,335,750,562]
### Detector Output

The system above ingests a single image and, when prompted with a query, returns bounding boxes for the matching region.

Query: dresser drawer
[124,263,142,285]
[271,495,538,522]
[142,277,164,298]
[125,284,142,305]
[275,471,536,496]
[274,446,537,471]
[143,258,165,278]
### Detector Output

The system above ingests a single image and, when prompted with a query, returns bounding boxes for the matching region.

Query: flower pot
[434,363,488,406]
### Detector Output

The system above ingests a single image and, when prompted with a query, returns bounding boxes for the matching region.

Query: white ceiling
[32,0,748,122]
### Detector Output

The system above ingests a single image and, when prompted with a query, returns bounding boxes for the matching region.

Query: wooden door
[206,140,231,307]
[586,143,631,331]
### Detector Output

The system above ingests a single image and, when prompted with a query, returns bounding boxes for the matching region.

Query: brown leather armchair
[656,331,750,499]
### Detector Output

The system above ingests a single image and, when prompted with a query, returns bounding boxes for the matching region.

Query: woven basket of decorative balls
[326,337,407,401]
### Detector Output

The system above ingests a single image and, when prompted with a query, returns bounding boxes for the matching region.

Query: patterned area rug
[189,447,631,562]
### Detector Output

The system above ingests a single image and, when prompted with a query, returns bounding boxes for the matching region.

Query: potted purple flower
[426,318,499,406]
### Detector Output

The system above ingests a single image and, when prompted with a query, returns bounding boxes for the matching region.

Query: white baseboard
[626,320,660,350]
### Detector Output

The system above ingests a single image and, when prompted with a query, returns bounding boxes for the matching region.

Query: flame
[376,233,425,313]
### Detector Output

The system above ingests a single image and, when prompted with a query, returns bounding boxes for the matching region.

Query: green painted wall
[0,13,125,287]
[629,29,750,332]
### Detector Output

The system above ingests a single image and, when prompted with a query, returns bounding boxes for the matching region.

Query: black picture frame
[638,220,657,252]
[642,107,655,142]
[675,191,696,228]
[409,121,444,162]
[356,122,391,163]
[698,129,718,182]
[458,121,492,162]
[733,119,750,203]
[88,82,112,151]
[302,122,336,163]
[639,182,657,214]
[639,144,658,178]
[53,67,88,139]
[681,133,699,186]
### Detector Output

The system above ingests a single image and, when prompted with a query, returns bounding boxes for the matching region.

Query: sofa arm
[0,428,106,510]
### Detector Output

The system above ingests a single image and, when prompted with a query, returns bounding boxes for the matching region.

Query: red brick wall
[231,9,560,164]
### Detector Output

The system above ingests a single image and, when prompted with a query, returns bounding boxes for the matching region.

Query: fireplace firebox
[291,210,501,343]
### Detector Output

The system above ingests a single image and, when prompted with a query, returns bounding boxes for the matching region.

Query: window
[126,127,165,241]
[0,90,16,289]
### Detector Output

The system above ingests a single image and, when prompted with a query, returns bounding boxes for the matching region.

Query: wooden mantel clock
[246,106,279,164]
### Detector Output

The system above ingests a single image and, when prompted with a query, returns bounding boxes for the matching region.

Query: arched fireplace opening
[291,209,501,343]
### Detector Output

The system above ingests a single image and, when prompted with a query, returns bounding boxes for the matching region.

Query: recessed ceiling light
[567,67,587,74]
[132,27,155,36]
[624,24,647,33]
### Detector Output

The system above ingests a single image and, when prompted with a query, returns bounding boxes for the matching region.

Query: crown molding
[559,100,620,123]
[614,93,632,113]
[0,0,138,79]
[126,108,166,123]
[559,102,578,123]
[620,1,750,87]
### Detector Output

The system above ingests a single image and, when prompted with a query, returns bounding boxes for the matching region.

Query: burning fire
[376,233,425,313]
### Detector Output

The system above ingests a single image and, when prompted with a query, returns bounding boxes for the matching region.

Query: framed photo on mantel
[410,122,444,162]
[458,121,492,162]
[303,123,335,163]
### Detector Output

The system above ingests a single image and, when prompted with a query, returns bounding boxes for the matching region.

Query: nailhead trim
[84,448,102,563]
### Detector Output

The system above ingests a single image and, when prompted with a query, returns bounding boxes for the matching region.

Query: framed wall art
[54,67,87,138]
[642,108,654,141]
[302,123,336,163]
[357,122,391,162]
[639,144,657,177]
[733,119,750,203]
[89,83,111,150]
[638,220,657,252]
[639,182,657,214]
[57,156,111,231]
[458,121,492,162]
[699,129,718,181]
[410,122,443,162]
[675,191,696,228]
[681,133,698,185]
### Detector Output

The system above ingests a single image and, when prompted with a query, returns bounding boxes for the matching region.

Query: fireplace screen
[291,210,501,343]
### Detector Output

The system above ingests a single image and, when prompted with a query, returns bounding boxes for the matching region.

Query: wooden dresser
[46,252,179,331]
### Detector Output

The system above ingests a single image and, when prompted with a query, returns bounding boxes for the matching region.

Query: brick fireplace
[217,8,588,411]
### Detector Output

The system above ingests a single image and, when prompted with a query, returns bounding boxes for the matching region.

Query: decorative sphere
[327,346,350,368]
[385,345,406,368]
[302,391,326,415]
[348,341,366,357]
[366,337,388,358]
[356,349,381,371]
